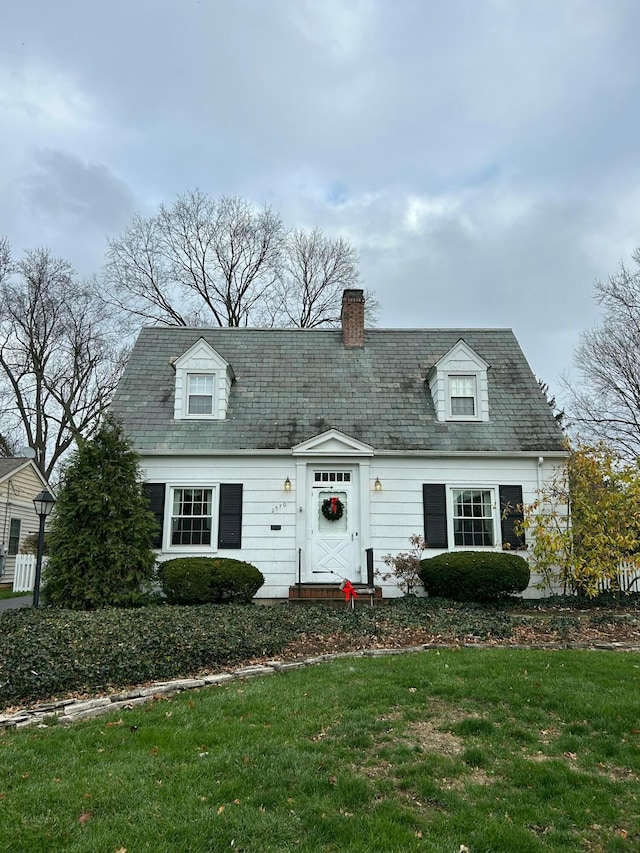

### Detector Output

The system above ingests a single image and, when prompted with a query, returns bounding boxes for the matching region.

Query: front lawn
[0,649,638,852]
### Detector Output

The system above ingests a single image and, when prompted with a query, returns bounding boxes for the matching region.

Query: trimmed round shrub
[419,551,530,601]
[158,557,264,605]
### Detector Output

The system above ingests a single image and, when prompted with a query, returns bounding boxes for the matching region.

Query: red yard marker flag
[341,580,358,608]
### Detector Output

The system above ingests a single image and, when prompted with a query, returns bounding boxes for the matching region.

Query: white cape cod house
[110,290,567,599]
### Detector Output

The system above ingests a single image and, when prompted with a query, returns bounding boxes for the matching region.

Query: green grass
[0,590,29,600]
[0,649,638,852]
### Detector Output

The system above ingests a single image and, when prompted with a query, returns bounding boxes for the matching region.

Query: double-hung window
[452,489,494,546]
[8,518,21,555]
[171,488,213,546]
[449,375,476,418]
[187,374,214,416]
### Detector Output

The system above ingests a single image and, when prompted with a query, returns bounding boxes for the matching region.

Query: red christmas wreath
[321,496,344,521]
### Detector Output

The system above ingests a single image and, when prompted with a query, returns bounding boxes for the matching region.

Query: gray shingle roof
[0,458,29,482]
[110,327,566,454]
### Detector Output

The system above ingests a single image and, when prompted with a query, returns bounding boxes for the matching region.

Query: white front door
[308,469,359,583]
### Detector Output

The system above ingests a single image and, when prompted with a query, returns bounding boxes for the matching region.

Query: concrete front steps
[288,583,383,607]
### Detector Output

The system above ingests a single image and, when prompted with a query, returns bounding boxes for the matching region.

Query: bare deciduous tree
[104,190,374,329]
[566,248,640,457]
[267,228,360,328]
[0,244,128,478]
[105,190,285,327]
[0,432,16,457]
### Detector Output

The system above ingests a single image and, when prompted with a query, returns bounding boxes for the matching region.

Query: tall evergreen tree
[43,416,157,609]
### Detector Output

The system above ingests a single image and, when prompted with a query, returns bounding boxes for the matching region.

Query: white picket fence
[597,561,640,593]
[13,554,48,593]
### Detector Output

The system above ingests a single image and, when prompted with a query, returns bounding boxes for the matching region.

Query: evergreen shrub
[42,416,158,609]
[419,551,530,601]
[159,557,264,604]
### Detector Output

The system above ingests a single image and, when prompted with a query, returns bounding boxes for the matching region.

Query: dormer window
[449,375,477,418]
[173,338,234,421]
[187,373,215,416]
[428,339,490,423]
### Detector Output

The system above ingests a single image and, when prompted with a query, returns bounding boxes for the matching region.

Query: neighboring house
[110,289,567,599]
[0,458,51,589]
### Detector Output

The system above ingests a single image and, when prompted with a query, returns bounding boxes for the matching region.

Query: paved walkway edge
[2,641,639,731]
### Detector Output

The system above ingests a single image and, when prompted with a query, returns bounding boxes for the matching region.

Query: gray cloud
[27,149,135,231]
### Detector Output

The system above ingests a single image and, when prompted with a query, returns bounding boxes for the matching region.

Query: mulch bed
[279,618,640,660]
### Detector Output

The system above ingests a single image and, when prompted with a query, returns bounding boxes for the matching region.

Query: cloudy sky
[2,0,640,403]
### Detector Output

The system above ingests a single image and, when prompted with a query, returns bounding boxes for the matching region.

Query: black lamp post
[32,489,56,608]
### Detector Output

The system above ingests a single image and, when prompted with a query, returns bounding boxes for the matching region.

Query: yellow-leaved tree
[519,444,640,597]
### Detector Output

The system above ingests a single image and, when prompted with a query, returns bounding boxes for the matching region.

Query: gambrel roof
[110,326,565,454]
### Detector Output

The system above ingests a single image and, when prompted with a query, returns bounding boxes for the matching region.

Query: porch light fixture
[374,477,382,492]
[284,477,292,492]
[32,489,56,608]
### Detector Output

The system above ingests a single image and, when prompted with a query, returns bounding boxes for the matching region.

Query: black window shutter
[423,484,448,549]
[144,483,166,549]
[218,484,243,549]
[499,485,525,549]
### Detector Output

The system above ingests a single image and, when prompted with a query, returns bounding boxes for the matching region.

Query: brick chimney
[341,289,365,348]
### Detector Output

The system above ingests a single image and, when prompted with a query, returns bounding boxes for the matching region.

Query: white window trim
[184,371,218,420]
[448,485,498,548]
[165,484,219,552]
[445,372,482,422]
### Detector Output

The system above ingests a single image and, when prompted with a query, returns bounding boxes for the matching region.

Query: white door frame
[294,458,371,584]
[291,431,374,586]
[308,468,357,583]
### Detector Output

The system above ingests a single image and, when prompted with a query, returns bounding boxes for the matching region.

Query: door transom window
[314,471,351,483]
